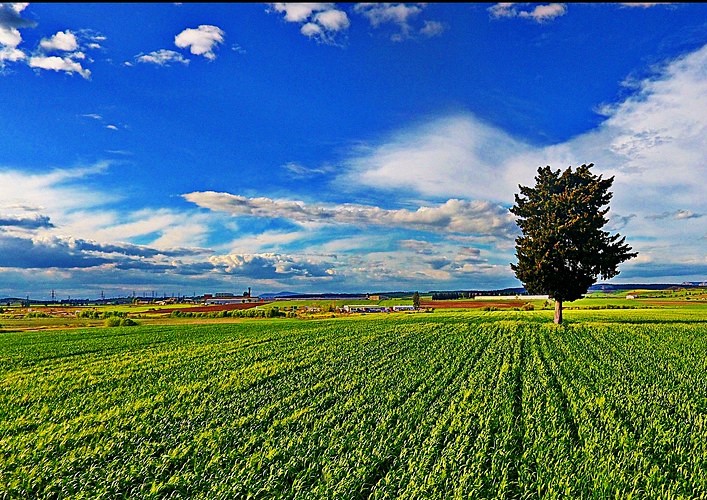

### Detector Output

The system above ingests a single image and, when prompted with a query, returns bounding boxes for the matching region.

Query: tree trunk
[554,299,563,324]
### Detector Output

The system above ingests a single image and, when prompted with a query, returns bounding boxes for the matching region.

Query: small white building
[343,305,389,313]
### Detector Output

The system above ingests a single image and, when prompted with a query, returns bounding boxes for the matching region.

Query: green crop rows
[2,313,707,498]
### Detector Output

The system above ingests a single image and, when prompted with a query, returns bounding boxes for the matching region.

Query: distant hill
[257,291,301,299]
[588,283,705,292]
[0,298,24,304]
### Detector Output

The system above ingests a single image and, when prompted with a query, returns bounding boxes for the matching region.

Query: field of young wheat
[2,311,706,498]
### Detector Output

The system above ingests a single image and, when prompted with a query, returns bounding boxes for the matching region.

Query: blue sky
[1,2,707,299]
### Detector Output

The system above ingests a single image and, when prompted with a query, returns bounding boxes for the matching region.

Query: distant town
[2,282,706,308]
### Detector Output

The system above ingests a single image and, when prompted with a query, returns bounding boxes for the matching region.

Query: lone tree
[510,164,637,324]
[412,291,420,310]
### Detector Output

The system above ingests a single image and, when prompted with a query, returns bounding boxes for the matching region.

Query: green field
[2,310,707,498]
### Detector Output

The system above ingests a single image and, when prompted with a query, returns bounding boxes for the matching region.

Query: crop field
[2,311,707,498]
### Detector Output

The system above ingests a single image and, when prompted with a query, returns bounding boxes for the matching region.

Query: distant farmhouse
[203,288,257,305]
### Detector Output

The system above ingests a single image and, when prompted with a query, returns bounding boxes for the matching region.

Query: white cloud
[301,22,322,38]
[25,28,103,76]
[0,167,215,253]
[314,9,350,31]
[224,229,314,255]
[0,3,33,65]
[488,3,568,23]
[28,54,91,79]
[340,44,707,216]
[183,191,518,239]
[340,114,532,202]
[39,30,78,52]
[270,3,334,22]
[174,25,224,60]
[355,3,422,28]
[619,3,669,8]
[420,20,445,38]
[0,24,21,47]
[353,3,445,41]
[209,252,336,279]
[136,49,189,66]
[282,161,332,177]
[313,242,511,290]
[270,3,349,44]
[0,162,112,219]
[0,43,24,63]
[80,208,212,250]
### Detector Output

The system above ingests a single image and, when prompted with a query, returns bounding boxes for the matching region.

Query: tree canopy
[510,164,637,323]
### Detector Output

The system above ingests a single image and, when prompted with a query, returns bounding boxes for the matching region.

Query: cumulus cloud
[269,3,442,43]
[420,20,445,38]
[210,252,336,279]
[26,26,102,78]
[354,3,443,40]
[1,7,100,74]
[136,49,189,66]
[488,3,568,23]
[314,8,349,31]
[269,3,349,44]
[39,30,78,52]
[184,192,518,238]
[270,3,332,22]
[0,3,34,65]
[29,54,91,79]
[174,25,224,60]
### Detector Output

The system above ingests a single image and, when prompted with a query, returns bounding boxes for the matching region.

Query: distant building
[205,297,255,305]
[343,305,389,313]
